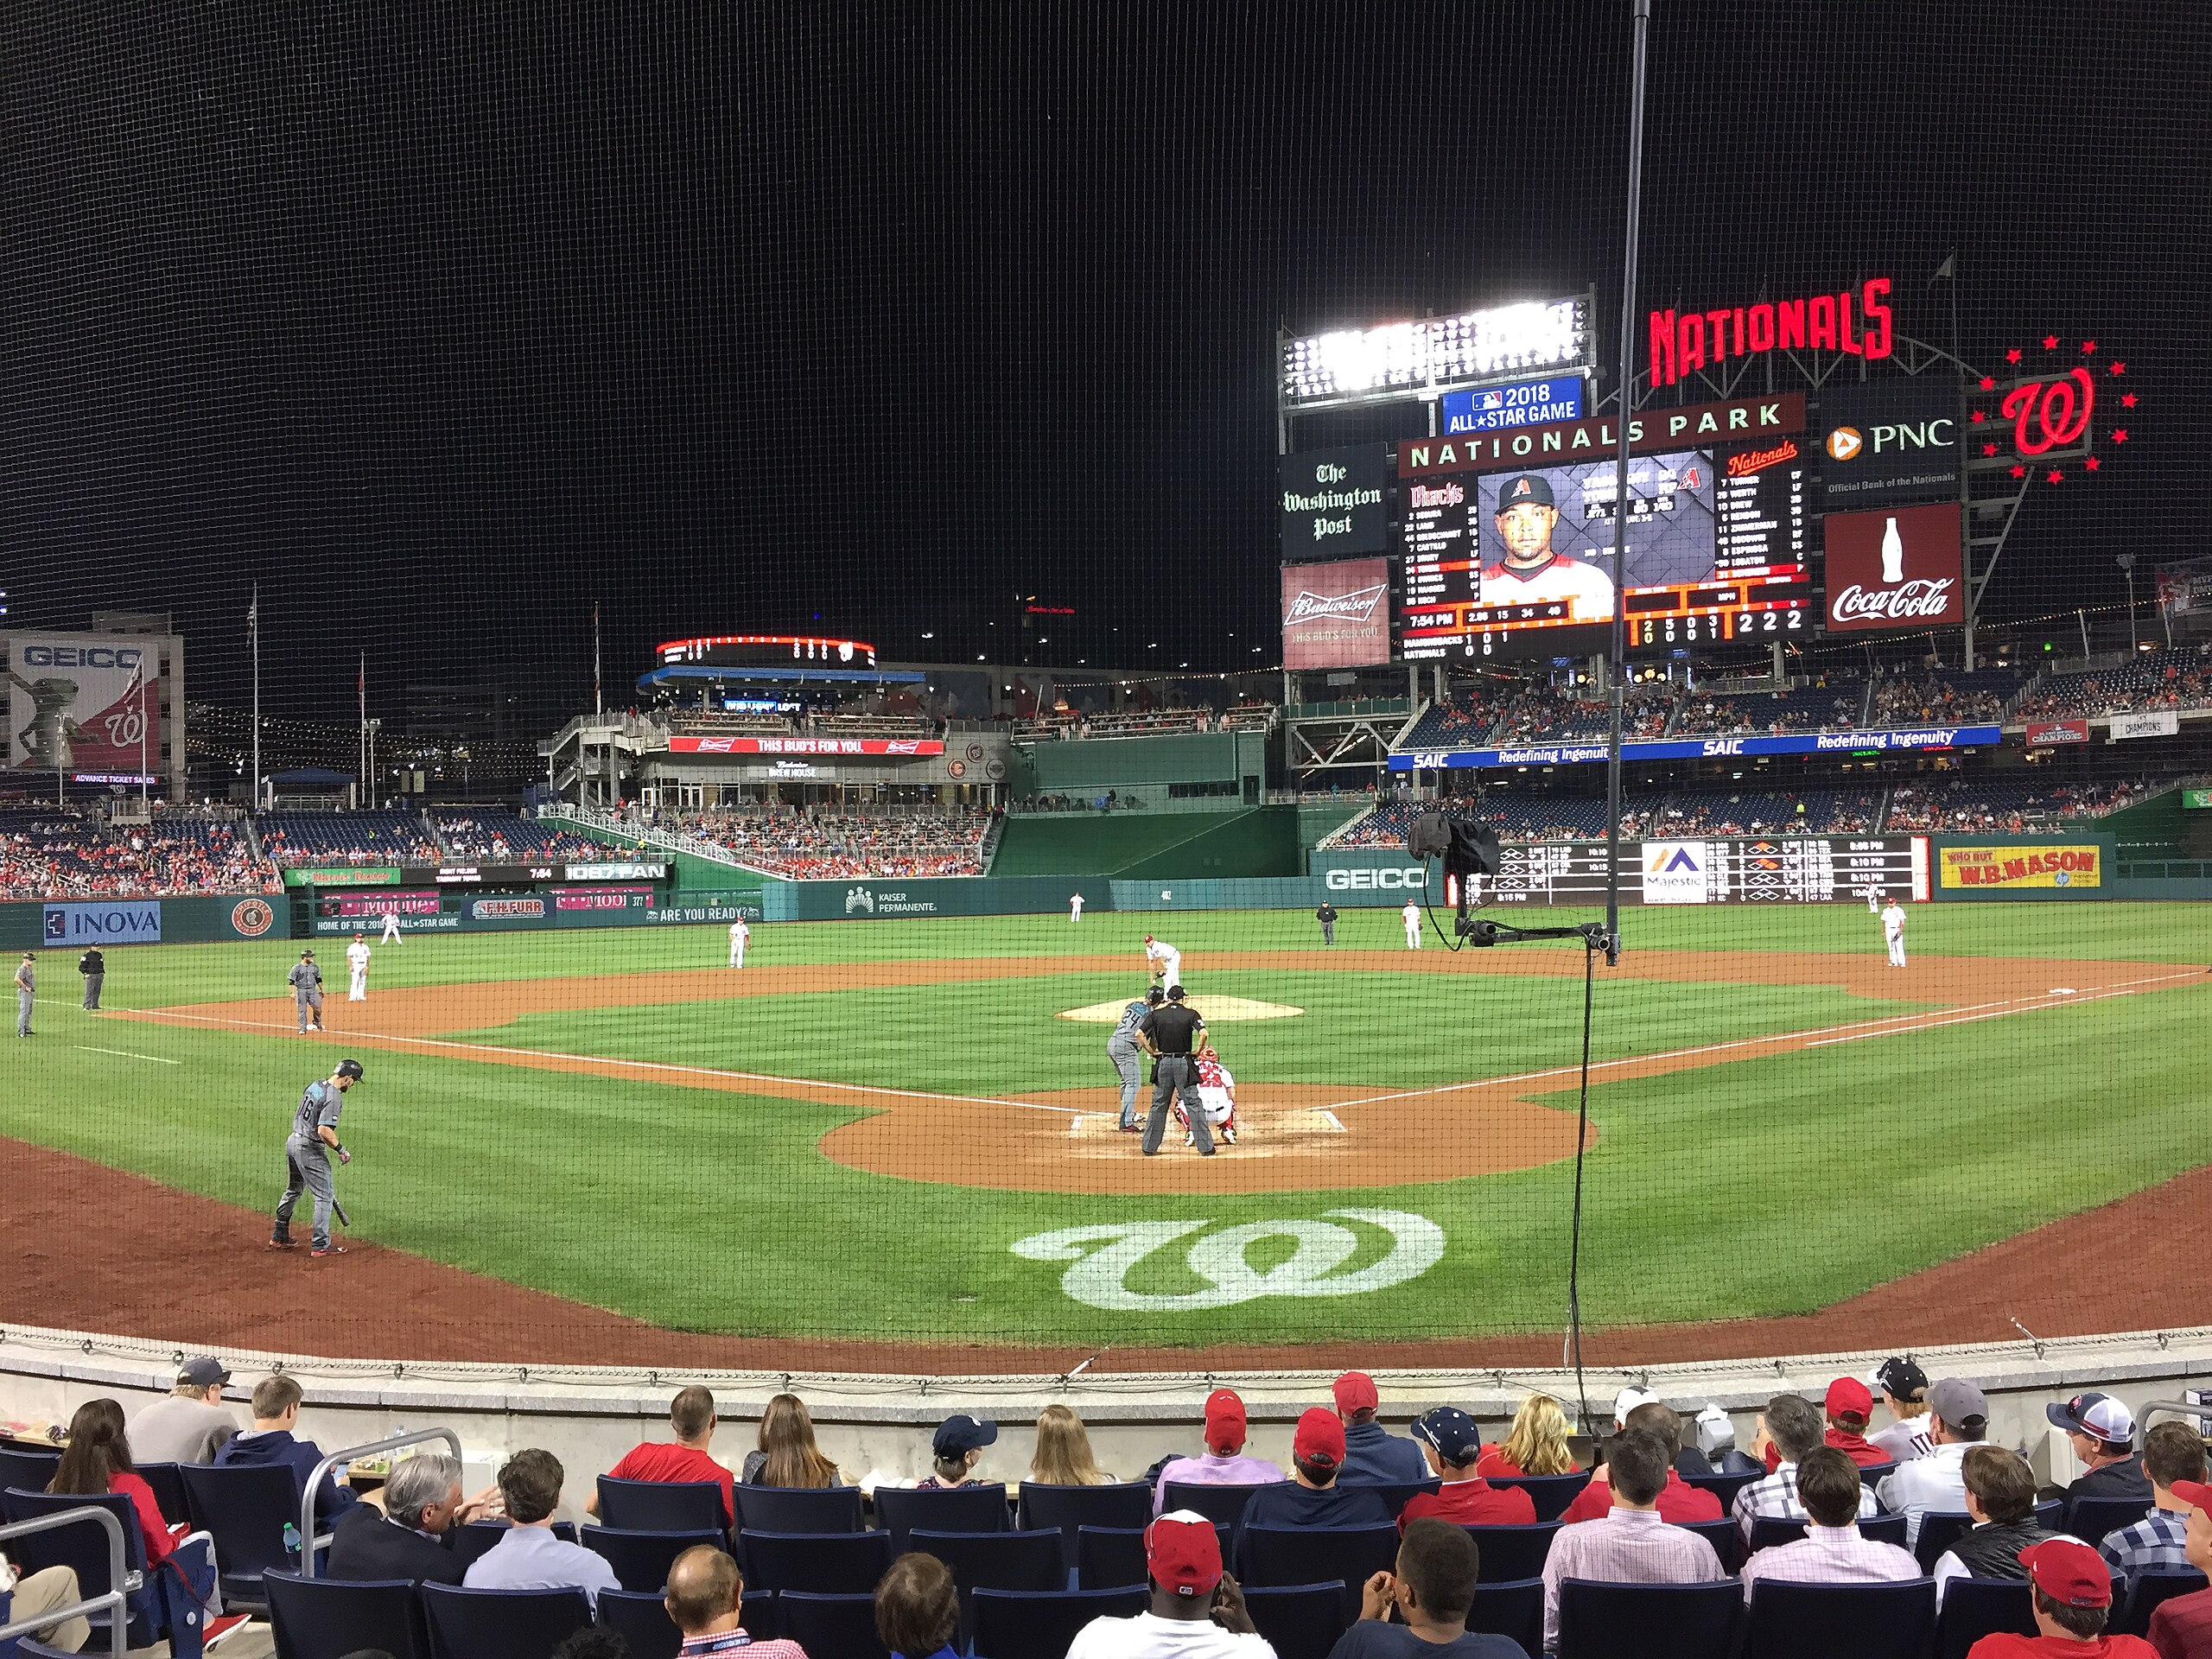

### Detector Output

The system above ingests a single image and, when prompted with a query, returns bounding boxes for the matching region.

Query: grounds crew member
[272,1058,364,1256]
[79,945,105,1010]
[1316,900,1339,945]
[289,949,326,1033]
[1109,986,1163,1133]
[1138,984,1212,1156]
[15,952,34,1038]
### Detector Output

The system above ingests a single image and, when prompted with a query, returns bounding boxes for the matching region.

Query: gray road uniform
[274,1078,346,1249]
[1107,997,1150,1131]
[289,956,325,1033]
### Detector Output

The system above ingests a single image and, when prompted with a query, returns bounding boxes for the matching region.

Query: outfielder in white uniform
[1880,899,1907,967]
[1864,884,1882,914]
[1402,899,1423,950]
[1070,893,1084,922]
[379,909,403,944]
[728,917,750,968]
[1177,1047,1238,1146]
[1143,935,1182,991]
[346,934,371,1001]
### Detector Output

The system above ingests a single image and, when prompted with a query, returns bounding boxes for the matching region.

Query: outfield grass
[1,902,2206,1347]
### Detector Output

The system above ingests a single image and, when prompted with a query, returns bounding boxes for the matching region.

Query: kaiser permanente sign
[1389,723,2001,772]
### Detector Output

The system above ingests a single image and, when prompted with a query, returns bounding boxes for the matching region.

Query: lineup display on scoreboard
[1478,835,1929,905]
[1399,443,1811,660]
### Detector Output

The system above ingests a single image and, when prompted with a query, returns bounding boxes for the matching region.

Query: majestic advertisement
[665,735,944,757]
[1823,501,1964,632]
[1440,376,1585,435]
[1281,557,1391,669]
[4,634,158,778]
[1816,376,1961,508]
[1278,446,1389,559]
[2023,720,2091,747]
[1939,844,2102,889]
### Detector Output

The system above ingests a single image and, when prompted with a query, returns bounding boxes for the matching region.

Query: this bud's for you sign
[1823,501,1963,631]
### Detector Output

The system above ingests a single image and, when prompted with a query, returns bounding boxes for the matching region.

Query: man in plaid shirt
[1733,1394,1878,1544]
[1739,1448,1922,1599]
[2101,1422,2209,1595]
[1541,1429,1726,1653]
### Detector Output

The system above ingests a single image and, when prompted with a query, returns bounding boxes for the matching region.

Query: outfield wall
[0,893,288,950]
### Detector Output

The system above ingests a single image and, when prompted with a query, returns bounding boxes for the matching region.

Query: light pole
[2117,555,2138,652]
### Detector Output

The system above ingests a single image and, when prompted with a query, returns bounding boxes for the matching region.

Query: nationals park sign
[1396,393,1805,478]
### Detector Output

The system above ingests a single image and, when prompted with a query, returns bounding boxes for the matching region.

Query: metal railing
[299,1427,463,1580]
[0,1503,130,1656]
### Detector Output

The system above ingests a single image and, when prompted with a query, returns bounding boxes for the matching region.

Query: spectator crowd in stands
[433,810,608,862]
[259,810,442,868]
[0,812,278,899]
[671,802,995,878]
[1886,777,2152,833]
[2015,652,2212,721]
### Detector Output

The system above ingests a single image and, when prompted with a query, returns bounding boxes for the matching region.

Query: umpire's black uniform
[1139,989,1211,1155]
[1316,902,1338,945]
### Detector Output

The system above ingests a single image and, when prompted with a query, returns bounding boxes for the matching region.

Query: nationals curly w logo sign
[1011,1209,1443,1311]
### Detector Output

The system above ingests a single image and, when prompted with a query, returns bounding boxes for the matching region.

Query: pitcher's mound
[1058,995,1304,1023]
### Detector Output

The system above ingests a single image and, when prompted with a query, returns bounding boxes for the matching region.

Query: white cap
[1613,1385,1659,1429]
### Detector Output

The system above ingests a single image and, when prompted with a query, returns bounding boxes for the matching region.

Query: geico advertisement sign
[1322,867,1423,890]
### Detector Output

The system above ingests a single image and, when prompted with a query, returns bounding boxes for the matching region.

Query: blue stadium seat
[1160,1480,1268,1531]
[264,1568,428,1659]
[1748,1516,1808,1553]
[733,1483,864,1535]
[907,1527,1065,1611]
[1865,1512,1909,1548]
[178,1462,315,1606]
[1463,1522,1561,1583]
[1242,1581,1349,1659]
[579,1524,723,1592]
[1239,1522,1399,1623]
[1743,1576,1937,1659]
[1859,1462,1899,1488]
[1676,1516,1742,1575]
[594,1588,683,1659]
[1076,1523,1230,1591]
[1017,1481,1154,1567]
[418,1582,592,1659]
[779,1589,891,1659]
[874,1483,1011,1554]
[135,1462,193,1530]
[1914,1512,1974,1573]
[594,1476,727,1535]
[1935,1577,2035,1659]
[1491,1471,1592,1522]
[971,1586,1147,1659]
[2066,1495,2152,1545]
[1469,1575,1545,1656]
[738,1527,893,1595]
[2118,1569,2210,1637]
[1681,1469,1764,1514]
[1555,1577,1743,1659]
[1,1487,162,1649]
[1336,1478,1439,1516]
[0,1449,61,1496]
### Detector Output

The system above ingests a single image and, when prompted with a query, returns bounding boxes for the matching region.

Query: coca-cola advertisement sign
[1823,501,1963,632]
[1281,556,1391,669]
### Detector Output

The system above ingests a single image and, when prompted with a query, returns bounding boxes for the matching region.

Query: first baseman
[15,953,34,1038]
[1108,986,1163,1132]
[1881,897,1908,967]
[271,1058,363,1257]
[728,916,750,968]
[1143,934,1182,992]
[346,932,371,1001]
[288,950,326,1033]
[379,908,403,944]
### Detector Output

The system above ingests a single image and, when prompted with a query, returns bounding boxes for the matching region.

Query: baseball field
[2,900,2207,1371]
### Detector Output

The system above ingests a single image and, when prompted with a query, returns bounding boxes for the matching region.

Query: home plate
[2050,988,2076,995]
[1065,1105,1347,1154]
[1058,996,1305,1022]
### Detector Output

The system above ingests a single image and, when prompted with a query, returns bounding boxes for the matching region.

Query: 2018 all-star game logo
[1284,582,1386,626]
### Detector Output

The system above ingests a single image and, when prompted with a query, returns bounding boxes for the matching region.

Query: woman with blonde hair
[741,1392,842,1488]
[1027,1403,1112,1486]
[1478,1392,1581,1478]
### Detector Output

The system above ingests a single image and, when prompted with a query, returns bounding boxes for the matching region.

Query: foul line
[74,1046,181,1065]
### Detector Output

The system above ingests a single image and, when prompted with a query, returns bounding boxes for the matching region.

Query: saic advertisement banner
[1281,557,1391,669]
[4,634,158,777]
[1816,376,1961,509]
[1940,844,2101,889]
[1278,446,1388,559]
[1823,500,1964,632]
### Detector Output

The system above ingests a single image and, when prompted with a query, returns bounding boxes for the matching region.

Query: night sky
[1,2,2205,721]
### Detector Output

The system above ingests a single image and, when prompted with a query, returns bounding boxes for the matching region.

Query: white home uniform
[1179,1053,1237,1144]
[1881,900,1907,967]
[1864,885,1883,914]
[346,939,371,1001]
[379,910,403,944]
[1145,938,1182,990]
[1479,554,1617,621]
[728,918,750,968]
[1402,900,1422,950]
[1070,893,1084,922]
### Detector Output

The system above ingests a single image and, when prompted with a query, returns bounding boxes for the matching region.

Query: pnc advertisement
[1938,844,2102,889]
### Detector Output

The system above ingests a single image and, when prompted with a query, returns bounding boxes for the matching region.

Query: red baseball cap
[1146,1510,1223,1598]
[1332,1371,1379,1414]
[1294,1407,1345,1465]
[2170,1478,2212,1512]
[1825,1378,1874,1421]
[2020,1539,2113,1608]
[1203,1389,1247,1454]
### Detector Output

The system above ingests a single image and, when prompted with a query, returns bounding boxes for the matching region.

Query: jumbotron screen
[1399,442,1812,660]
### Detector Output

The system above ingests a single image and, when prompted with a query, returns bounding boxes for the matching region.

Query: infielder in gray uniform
[14,952,33,1038]
[288,950,326,1033]
[272,1058,363,1256]
[1108,986,1164,1132]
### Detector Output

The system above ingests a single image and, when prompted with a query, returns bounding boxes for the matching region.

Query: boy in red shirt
[1560,1401,1724,1524]
[588,1385,734,1529]
[1398,1408,1536,1530]
[1823,1378,1894,1468]
[1965,1539,2158,1659]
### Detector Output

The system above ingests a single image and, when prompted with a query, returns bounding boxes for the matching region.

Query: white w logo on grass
[1010,1209,1444,1311]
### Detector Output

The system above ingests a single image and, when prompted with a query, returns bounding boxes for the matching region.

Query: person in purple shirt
[1154,1389,1285,1516]
[1240,1410,1394,1542]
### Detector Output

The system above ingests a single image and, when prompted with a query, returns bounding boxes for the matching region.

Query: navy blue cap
[1412,1407,1483,1465]
[933,1414,998,1458]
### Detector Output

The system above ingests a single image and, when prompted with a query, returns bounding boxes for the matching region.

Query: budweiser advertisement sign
[2024,720,2090,747]
[1281,556,1391,669]
[1823,501,1963,632]
[665,735,945,756]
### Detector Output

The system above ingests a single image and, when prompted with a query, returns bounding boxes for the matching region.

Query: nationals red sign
[1649,278,1893,390]
[1281,557,1391,669]
[2024,720,2090,747]
[666,736,944,756]
[1823,501,1963,632]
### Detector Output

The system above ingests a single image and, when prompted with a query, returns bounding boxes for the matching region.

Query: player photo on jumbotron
[1474,453,1719,619]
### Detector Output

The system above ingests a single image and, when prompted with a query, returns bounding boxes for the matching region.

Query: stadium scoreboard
[1481,834,1926,904]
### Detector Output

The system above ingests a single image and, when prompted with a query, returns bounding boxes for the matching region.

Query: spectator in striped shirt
[2101,1423,2209,1595]
[1868,1357,1935,1465]
[1738,1448,1922,1600]
[2148,1479,2212,1659]
[1733,1394,1878,1544]
[1541,1430,1725,1655]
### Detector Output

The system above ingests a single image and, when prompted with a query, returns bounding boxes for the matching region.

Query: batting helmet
[334,1058,365,1082]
